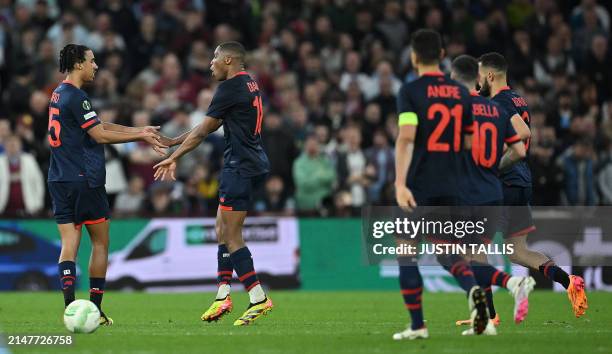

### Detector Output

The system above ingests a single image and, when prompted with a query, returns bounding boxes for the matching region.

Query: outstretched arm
[88,124,165,147]
[102,122,159,134]
[153,117,223,181]
[162,118,223,147]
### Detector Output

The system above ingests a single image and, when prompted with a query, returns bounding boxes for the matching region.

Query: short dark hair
[451,55,478,84]
[218,41,246,65]
[411,29,442,65]
[478,52,508,73]
[59,44,90,73]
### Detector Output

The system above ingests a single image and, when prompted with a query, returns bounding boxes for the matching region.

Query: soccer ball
[63,300,100,333]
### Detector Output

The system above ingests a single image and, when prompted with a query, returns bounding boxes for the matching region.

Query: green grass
[0,291,610,354]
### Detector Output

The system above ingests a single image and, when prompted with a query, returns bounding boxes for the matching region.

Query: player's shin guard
[59,261,76,307]
[89,278,106,311]
[398,257,425,330]
[439,254,477,293]
[539,260,570,289]
[230,247,266,304]
[216,244,233,299]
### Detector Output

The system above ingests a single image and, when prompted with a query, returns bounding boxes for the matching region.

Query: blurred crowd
[1,0,612,218]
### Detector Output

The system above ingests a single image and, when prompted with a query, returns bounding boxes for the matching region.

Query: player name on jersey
[427,85,461,99]
[472,103,499,118]
[511,96,528,108]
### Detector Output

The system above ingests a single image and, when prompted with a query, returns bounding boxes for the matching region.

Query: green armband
[398,112,418,126]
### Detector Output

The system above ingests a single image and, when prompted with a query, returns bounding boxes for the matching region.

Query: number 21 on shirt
[427,103,463,152]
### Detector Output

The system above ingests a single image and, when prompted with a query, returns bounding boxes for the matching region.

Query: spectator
[183,164,218,216]
[304,82,325,123]
[142,181,184,217]
[87,12,125,53]
[534,35,576,87]
[313,123,338,160]
[467,21,500,58]
[102,0,138,44]
[0,119,11,153]
[559,139,597,205]
[33,39,57,88]
[161,108,206,179]
[45,12,89,54]
[190,89,215,128]
[370,75,398,124]
[293,135,336,214]
[322,91,347,132]
[362,102,383,148]
[114,176,145,217]
[254,175,295,216]
[571,0,610,33]
[530,127,563,205]
[546,91,575,143]
[332,189,353,217]
[6,64,34,115]
[339,51,370,94]
[376,1,407,55]
[363,60,401,101]
[573,7,608,59]
[262,111,298,192]
[95,109,128,207]
[124,111,163,187]
[151,52,201,105]
[507,29,536,83]
[365,129,395,204]
[29,0,55,34]
[336,126,368,209]
[524,0,555,50]
[598,140,612,205]
[0,135,44,216]
[583,34,612,102]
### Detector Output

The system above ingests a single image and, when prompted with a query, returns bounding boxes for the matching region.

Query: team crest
[82,100,91,110]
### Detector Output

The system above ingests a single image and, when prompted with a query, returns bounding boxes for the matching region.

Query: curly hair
[59,44,90,73]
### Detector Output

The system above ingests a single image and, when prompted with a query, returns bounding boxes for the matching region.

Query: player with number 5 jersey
[153,41,272,327]
[48,44,167,328]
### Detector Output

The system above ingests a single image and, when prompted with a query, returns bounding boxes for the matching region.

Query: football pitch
[1,291,610,354]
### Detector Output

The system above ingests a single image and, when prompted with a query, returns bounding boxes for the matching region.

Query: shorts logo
[82,100,91,110]
[63,270,71,275]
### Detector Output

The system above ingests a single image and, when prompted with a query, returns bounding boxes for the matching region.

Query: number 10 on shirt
[252,96,263,135]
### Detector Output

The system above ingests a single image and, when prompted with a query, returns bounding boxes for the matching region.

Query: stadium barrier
[1,211,611,292]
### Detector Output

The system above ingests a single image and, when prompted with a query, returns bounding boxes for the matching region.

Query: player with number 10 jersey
[207,69,270,211]
[153,42,272,327]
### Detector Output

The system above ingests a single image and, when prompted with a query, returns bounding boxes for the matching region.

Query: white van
[106,217,300,291]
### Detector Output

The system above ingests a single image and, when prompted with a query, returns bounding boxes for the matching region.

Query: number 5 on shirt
[48,107,62,147]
